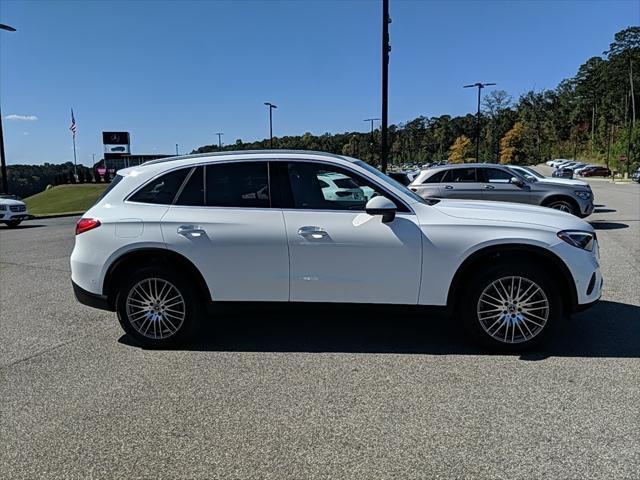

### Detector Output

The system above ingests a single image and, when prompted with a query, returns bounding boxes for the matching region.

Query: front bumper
[0,212,29,221]
[72,281,114,311]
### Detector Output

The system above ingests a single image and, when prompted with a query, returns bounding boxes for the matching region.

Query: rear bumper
[72,281,113,311]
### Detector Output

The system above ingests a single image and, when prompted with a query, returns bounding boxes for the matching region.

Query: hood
[0,198,26,206]
[535,178,589,187]
[432,199,593,232]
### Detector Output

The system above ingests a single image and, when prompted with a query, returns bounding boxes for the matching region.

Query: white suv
[71,151,602,351]
[0,194,29,228]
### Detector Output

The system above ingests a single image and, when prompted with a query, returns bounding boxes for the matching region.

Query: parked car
[552,168,574,179]
[578,166,612,177]
[387,171,413,186]
[631,168,640,183]
[573,164,597,175]
[317,172,367,204]
[71,150,601,351]
[410,163,593,217]
[547,159,571,168]
[506,165,590,188]
[0,194,29,227]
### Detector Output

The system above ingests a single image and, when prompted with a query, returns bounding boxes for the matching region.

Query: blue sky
[1,0,637,165]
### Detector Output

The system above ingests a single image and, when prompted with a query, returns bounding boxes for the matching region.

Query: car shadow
[593,208,617,213]
[589,221,629,230]
[118,300,640,359]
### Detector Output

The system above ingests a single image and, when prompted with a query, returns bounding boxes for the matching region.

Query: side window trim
[171,167,196,205]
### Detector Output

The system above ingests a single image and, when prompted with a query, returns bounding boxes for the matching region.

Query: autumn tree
[499,121,525,164]
[448,135,472,163]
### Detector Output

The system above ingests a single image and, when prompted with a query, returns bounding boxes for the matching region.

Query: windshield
[354,160,428,204]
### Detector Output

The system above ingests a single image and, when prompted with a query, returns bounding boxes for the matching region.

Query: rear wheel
[461,262,561,351]
[116,266,201,347]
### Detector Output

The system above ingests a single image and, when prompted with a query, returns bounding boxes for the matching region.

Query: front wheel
[4,220,22,228]
[546,199,576,215]
[461,262,561,351]
[116,266,201,347]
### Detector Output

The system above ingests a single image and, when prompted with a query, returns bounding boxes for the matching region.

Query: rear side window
[421,170,447,184]
[205,162,269,208]
[443,168,477,183]
[129,168,190,205]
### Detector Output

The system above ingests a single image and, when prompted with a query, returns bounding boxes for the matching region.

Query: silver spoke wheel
[125,278,185,340]
[550,202,572,213]
[477,276,549,344]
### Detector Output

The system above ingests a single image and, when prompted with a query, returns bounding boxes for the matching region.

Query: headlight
[575,190,591,200]
[558,230,596,251]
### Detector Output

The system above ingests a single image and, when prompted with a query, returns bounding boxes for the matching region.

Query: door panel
[284,210,422,304]
[162,207,289,301]
[479,168,532,204]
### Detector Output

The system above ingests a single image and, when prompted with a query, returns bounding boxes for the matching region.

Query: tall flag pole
[69,109,78,179]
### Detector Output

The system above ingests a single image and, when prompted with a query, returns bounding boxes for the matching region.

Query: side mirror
[365,196,396,223]
[510,177,524,187]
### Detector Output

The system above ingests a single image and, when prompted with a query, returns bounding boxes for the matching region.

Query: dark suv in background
[409,163,594,217]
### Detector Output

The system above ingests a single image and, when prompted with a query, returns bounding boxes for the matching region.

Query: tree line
[193,27,639,174]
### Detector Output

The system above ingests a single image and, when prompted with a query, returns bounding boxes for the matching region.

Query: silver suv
[410,163,594,217]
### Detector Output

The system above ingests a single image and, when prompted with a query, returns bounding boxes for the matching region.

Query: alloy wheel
[125,278,186,339]
[476,276,549,344]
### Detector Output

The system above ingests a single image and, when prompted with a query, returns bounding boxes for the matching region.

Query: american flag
[69,109,77,137]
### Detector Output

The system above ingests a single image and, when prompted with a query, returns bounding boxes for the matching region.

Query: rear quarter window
[129,168,190,205]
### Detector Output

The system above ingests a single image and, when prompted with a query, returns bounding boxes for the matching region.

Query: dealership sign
[97,167,107,176]
[103,131,131,155]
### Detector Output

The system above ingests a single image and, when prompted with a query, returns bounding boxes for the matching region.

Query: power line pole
[215,132,224,148]
[0,23,16,194]
[381,0,391,173]
[464,82,496,161]
[264,102,277,148]
[175,144,179,155]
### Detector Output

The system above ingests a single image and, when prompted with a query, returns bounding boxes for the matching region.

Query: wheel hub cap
[477,276,549,344]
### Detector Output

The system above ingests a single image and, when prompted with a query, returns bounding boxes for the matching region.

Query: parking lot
[1,175,639,479]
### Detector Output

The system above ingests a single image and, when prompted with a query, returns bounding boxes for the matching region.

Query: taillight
[75,218,101,235]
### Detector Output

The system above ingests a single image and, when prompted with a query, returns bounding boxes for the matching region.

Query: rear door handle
[444,185,454,190]
[297,226,328,239]
[177,225,206,237]
[484,185,495,189]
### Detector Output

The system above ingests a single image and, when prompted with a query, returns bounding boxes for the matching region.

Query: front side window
[481,168,516,183]
[205,162,269,208]
[443,168,477,183]
[129,168,190,205]
[282,162,404,211]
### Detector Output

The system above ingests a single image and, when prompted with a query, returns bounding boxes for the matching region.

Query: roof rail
[141,149,348,166]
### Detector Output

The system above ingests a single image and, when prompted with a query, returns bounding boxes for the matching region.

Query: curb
[30,212,83,220]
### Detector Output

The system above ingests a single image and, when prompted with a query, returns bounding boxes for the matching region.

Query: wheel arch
[541,194,579,212]
[103,248,211,310]
[447,244,578,313]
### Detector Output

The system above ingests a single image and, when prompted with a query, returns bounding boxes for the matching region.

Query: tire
[460,261,562,352]
[5,220,22,228]
[545,199,576,216]
[116,265,201,348]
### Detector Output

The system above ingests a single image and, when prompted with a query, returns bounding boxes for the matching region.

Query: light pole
[0,23,16,194]
[215,132,223,148]
[364,118,380,163]
[381,0,391,173]
[464,82,496,162]
[264,102,277,148]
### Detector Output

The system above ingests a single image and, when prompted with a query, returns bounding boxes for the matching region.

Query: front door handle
[177,225,206,238]
[484,185,495,189]
[444,185,454,190]
[297,226,328,239]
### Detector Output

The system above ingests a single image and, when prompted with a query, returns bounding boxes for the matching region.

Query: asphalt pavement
[1,175,639,479]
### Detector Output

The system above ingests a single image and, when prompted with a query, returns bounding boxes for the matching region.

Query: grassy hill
[25,184,108,216]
